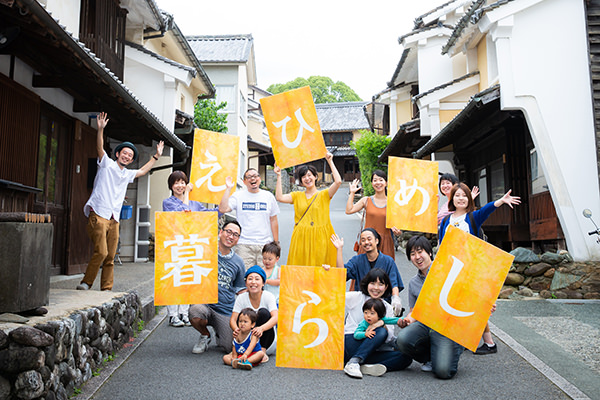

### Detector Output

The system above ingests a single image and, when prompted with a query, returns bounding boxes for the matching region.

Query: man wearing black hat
[77,112,164,291]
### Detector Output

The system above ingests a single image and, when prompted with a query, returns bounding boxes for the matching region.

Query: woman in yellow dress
[274,152,341,267]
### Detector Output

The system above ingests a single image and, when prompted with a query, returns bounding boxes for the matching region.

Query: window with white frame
[530,148,548,194]
[478,168,488,205]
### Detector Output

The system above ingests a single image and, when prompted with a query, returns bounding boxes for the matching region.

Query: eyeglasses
[244,174,260,180]
[222,228,240,238]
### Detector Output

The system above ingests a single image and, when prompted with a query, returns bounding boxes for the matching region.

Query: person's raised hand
[225,176,234,189]
[156,141,164,157]
[97,112,109,129]
[501,189,521,208]
[330,233,344,249]
[349,179,361,194]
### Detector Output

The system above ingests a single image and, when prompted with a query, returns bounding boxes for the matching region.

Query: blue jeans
[395,321,463,379]
[345,327,412,372]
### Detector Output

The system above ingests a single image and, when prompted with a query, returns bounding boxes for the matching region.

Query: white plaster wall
[204,65,239,136]
[43,0,81,38]
[123,58,166,122]
[417,35,454,94]
[490,0,600,259]
[417,35,454,138]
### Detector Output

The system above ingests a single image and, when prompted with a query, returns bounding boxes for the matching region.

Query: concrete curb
[489,321,590,400]
[78,303,167,400]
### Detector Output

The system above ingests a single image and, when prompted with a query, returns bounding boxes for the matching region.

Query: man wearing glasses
[188,220,246,354]
[219,168,280,269]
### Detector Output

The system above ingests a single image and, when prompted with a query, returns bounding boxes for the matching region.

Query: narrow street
[90,187,573,399]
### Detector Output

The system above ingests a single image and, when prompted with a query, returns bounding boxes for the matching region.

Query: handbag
[353,206,366,252]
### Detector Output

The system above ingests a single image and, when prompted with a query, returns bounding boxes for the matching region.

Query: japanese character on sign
[162,234,212,287]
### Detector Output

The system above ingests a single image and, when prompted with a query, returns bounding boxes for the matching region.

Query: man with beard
[78,112,163,291]
[219,168,279,269]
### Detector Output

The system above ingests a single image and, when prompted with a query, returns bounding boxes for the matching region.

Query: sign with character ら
[387,156,438,233]
[154,211,218,305]
[276,265,345,370]
[189,129,240,204]
[260,86,327,169]
[411,226,514,351]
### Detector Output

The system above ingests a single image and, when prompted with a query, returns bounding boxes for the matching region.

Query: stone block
[0,222,53,313]
[9,326,54,347]
[510,247,540,263]
[524,262,551,277]
[540,251,564,265]
[14,370,43,400]
[550,270,581,291]
[505,273,524,286]
[0,347,44,374]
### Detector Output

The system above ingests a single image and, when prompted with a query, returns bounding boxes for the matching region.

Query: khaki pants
[234,243,264,270]
[82,211,119,290]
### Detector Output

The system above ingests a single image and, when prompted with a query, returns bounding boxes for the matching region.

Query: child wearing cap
[229,265,278,355]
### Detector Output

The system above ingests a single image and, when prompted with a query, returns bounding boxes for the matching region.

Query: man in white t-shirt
[219,168,279,269]
[77,112,164,291]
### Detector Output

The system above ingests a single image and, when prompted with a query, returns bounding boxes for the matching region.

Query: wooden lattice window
[79,0,127,80]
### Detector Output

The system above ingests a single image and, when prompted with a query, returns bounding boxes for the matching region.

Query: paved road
[90,185,575,399]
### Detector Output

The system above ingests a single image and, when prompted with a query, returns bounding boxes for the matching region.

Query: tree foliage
[350,130,391,196]
[267,76,361,103]
[193,99,228,133]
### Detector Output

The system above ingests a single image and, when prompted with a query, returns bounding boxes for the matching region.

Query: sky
[155,0,445,101]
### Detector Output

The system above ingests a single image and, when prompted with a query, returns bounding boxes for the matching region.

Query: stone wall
[0,292,141,400]
[500,248,600,299]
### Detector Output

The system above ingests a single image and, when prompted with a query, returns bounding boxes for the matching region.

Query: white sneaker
[343,362,363,379]
[360,364,387,377]
[181,315,191,326]
[169,316,185,327]
[421,361,433,372]
[76,282,90,290]
[192,335,211,354]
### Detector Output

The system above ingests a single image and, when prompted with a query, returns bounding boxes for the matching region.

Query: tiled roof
[399,22,454,43]
[413,0,459,28]
[441,0,515,55]
[442,0,486,54]
[160,12,215,96]
[414,85,500,158]
[187,34,253,63]
[125,41,197,75]
[388,48,412,88]
[315,102,371,132]
[413,71,479,101]
[333,145,356,157]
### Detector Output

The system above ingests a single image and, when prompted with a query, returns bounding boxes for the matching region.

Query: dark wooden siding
[0,73,40,212]
[529,191,564,240]
[67,121,96,273]
[79,0,127,80]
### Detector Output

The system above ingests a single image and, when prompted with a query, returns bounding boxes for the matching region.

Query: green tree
[267,76,361,103]
[193,98,228,133]
[350,130,391,196]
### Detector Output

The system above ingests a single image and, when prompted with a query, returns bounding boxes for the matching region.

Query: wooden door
[33,104,73,275]
[66,121,96,274]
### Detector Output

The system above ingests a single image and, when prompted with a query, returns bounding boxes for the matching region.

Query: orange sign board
[387,156,438,233]
[189,129,239,204]
[260,86,327,169]
[411,226,514,351]
[276,265,345,370]
[154,211,218,306]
